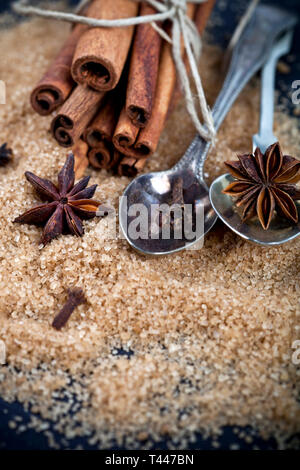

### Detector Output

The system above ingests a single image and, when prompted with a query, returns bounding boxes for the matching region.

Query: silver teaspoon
[119,5,297,255]
[210,28,300,247]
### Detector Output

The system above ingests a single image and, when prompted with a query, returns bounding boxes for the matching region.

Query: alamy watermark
[291,340,300,365]
[0,339,6,365]
[291,80,300,105]
[0,80,6,104]
[96,197,205,250]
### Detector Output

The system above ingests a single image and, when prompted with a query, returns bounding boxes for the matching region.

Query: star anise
[14,154,102,245]
[223,142,300,230]
[0,143,13,166]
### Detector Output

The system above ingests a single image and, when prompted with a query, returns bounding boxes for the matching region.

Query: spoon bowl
[209,174,300,246]
[119,169,217,255]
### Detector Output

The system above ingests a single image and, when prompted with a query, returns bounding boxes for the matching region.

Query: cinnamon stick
[116,1,216,174]
[117,155,148,177]
[51,85,105,148]
[125,3,162,128]
[84,90,122,170]
[134,3,196,156]
[194,0,216,35]
[84,92,120,148]
[30,0,92,116]
[73,139,89,179]
[88,144,120,170]
[113,106,139,155]
[31,24,86,115]
[170,0,216,109]
[71,0,139,92]
[115,3,196,163]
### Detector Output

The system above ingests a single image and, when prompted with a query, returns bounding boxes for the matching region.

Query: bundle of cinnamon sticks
[31,0,216,178]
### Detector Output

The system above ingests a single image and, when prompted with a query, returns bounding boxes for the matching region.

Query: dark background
[0,0,299,451]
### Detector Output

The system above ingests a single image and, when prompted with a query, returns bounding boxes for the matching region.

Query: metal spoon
[210,29,300,246]
[119,5,297,255]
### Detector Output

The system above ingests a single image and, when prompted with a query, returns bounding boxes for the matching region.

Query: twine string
[12,0,216,142]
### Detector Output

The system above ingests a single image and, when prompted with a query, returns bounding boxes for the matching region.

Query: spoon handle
[252,30,294,154]
[173,5,297,179]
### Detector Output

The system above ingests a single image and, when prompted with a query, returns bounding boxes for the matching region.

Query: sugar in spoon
[119,5,297,255]
[209,28,300,246]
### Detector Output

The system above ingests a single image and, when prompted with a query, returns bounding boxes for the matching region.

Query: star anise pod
[14,154,102,245]
[0,143,13,166]
[223,142,300,230]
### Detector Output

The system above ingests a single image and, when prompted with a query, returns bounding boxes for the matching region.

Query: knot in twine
[167,0,187,12]
[13,0,216,142]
